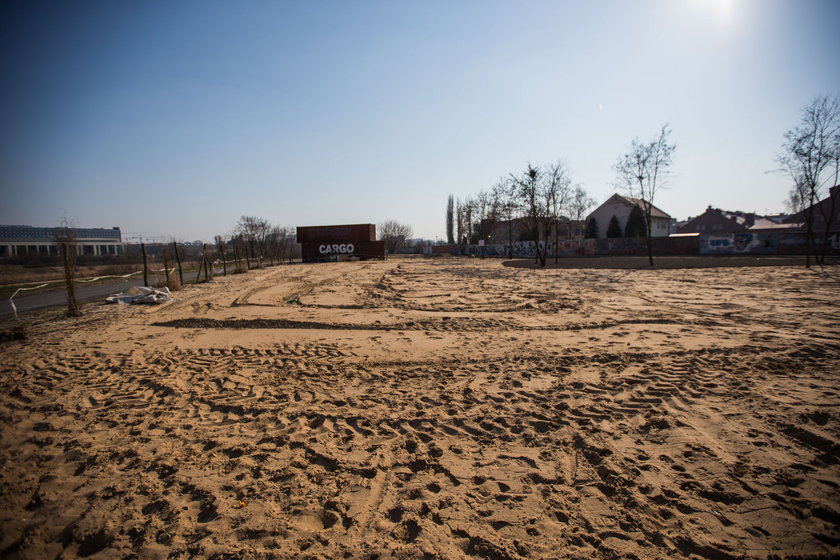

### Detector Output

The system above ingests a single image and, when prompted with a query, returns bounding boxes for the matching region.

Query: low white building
[586,194,672,238]
[0,225,123,258]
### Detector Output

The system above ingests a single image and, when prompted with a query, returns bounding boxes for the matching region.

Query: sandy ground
[1,257,838,559]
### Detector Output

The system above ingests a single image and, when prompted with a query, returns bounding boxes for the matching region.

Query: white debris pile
[105,286,173,304]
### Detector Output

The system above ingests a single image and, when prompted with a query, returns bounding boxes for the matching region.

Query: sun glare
[689,0,736,27]
[718,0,734,26]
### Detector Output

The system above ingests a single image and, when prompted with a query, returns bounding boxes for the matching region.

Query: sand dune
[1,258,838,559]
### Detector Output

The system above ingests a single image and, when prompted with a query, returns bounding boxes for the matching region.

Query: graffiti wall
[454,240,596,258]
[696,232,822,255]
[448,232,831,257]
[700,233,763,254]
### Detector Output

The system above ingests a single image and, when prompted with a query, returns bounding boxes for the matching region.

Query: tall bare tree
[614,124,676,266]
[455,199,465,248]
[446,195,455,245]
[777,95,840,267]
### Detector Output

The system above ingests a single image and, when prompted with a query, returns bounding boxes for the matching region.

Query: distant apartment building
[0,225,123,258]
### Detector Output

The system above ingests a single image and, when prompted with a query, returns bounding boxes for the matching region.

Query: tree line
[444,92,840,271]
[446,124,677,267]
[444,162,594,267]
[220,215,297,272]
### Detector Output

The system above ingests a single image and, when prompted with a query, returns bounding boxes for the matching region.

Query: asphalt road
[2,276,166,319]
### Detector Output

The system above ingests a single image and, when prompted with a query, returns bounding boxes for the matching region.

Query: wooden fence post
[196,244,207,283]
[141,243,149,286]
[173,242,184,286]
[204,246,210,281]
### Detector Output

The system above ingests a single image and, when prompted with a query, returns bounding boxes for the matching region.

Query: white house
[586,194,671,238]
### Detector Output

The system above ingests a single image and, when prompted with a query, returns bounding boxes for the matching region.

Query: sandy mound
[1,259,838,559]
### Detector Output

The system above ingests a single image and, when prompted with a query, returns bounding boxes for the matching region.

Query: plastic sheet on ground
[105,286,173,305]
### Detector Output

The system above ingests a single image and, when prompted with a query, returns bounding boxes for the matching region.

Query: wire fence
[4,237,282,321]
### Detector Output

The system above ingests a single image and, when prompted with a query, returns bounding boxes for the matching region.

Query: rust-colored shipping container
[296,224,376,244]
[301,240,385,262]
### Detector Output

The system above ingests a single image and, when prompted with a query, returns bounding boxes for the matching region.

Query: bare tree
[786,182,806,215]
[264,227,278,266]
[481,189,502,258]
[492,177,519,258]
[54,222,81,317]
[777,95,840,267]
[281,227,296,263]
[513,163,552,267]
[568,185,595,229]
[446,195,455,245]
[614,124,676,266]
[230,233,249,273]
[235,216,271,268]
[471,190,490,245]
[267,226,294,264]
[379,220,413,255]
[543,161,573,263]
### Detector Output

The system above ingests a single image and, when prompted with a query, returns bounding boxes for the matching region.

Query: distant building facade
[787,186,840,234]
[0,225,123,258]
[678,207,756,234]
[678,207,804,236]
[586,194,671,238]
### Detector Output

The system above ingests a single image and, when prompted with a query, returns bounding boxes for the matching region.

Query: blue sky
[1,0,838,242]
